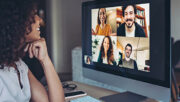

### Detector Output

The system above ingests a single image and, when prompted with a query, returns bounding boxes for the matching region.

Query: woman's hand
[25,38,65,102]
[24,38,49,63]
[92,28,96,35]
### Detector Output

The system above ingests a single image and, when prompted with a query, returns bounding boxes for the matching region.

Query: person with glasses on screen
[0,0,64,102]
[97,36,116,65]
[119,43,138,70]
[117,5,146,37]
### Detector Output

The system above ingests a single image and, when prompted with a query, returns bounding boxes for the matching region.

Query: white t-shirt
[125,27,135,37]
[102,57,108,64]
[0,59,31,102]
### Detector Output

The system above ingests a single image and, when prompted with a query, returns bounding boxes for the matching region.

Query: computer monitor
[82,0,170,101]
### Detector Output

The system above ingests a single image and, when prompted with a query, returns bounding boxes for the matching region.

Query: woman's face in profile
[99,8,106,24]
[25,15,41,42]
[103,37,110,52]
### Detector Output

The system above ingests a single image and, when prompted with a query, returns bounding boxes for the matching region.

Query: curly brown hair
[0,0,38,68]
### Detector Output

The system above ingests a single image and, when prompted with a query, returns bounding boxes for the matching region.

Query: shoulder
[131,59,135,62]
[15,59,29,73]
[132,60,138,70]
[117,23,125,36]
[0,59,31,101]
[106,24,111,28]
[98,51,102,58]
[0,78,4,99]
[135,22,143,31]
[135,22,146,36]
[134,60,137,64]
[135,22,142,28]
[0,76,4,90]
[118,23,125,29]
[96,24,100,28]
[132,59,137,66]
[98,51,102,62]
[122,59,126,62]
[0,77,3,90]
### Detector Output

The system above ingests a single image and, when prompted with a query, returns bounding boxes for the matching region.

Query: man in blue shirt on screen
[117,5,146,37]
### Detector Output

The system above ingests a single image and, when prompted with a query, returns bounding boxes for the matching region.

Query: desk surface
[64,81,118,102]
[64,81,158,102]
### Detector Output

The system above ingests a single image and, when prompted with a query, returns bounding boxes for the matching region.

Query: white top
[102,57,108,64]
[125,27,135,37]
[0,59,31,102]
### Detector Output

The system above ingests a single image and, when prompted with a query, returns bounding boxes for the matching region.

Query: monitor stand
[100,91,158,102]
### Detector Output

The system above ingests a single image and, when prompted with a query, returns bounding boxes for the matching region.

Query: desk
[64,81,118,102]
[64,81,158,102]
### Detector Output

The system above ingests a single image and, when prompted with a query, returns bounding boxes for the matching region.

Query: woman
[86,56,91,65]
[0,0,64,102]
[92,8,112,36]
[97,36,116,65]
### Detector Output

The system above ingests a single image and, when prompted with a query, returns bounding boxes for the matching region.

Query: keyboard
[70,96,103,102]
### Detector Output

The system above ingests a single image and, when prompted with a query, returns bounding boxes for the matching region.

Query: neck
[104,50,107,57]
[125,23,135,33]
[100,23,105,28]
[125,57,130,61]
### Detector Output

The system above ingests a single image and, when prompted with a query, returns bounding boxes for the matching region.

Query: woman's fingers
[32,43,38,58]
[24,38,48,61]
[35,48,39,58]
[28,44,33,58]
[24,43,30,52]
[92,28,95,35]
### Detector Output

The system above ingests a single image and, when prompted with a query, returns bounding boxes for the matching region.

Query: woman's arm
[25,38,65,102]
[109,33,117,36]
[40,56,64,102]
[92,28,96,35]
[28,69,49,102]
[109,25,112,34]
[108,25,117,36]
[93,25,100,35]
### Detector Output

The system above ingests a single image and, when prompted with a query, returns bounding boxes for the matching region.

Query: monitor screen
[91,3,150,71]
[82,0,170,88]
